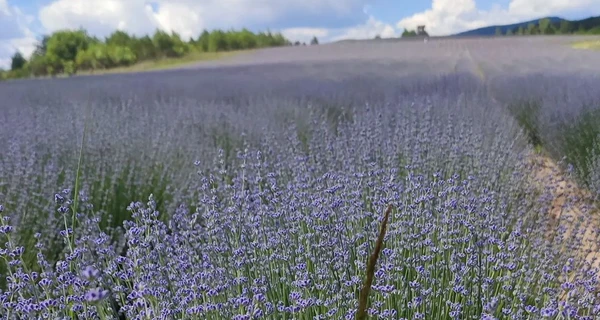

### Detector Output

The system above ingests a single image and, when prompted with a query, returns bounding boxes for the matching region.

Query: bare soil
[529,155,600,280]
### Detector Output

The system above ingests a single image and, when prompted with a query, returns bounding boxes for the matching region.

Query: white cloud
[0,0,37,69]
[0,35,38,69]
[37,0,373,41]
[397,0,599,36]
[0,0,8,13]
[1,0,381,68]
[281,27,329,44]
[331,16,397,41]
[508,0,598,17]
[39,0,158,37]
[35,0,392,46]
[281,16,397,43]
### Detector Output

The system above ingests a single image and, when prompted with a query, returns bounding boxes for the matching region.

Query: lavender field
[1,36,600,319]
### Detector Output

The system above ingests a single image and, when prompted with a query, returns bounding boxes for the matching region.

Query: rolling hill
[456,16,600,36]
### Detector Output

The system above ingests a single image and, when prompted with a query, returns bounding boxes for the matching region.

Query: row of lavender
[462,38,600,199]
[0,62,598,319]
[488,73,600,199]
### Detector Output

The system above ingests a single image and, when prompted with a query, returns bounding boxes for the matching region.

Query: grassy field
[73,50,244,76]
[1,36,600,319]
[572,39,600,50]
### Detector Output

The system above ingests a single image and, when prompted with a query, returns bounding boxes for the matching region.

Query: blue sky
[1,0,599,68]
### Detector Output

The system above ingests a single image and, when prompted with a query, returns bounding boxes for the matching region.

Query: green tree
[588,26,600,35]
[75,43,111,70]
[43,52,62,76]
[310,36,319,45]
[10,26,291,78]
[527,23,539,35]
[225,30,242,50]
[63,61,76,76]
[46,29,91,63]
[10,52,26,70]
[272,33,288,46]
[106,30,133,47]
[75,48,96,70]
[506,29,514,36]
[131,36,157,60]
[33,35,50,56]
[152,30,188,57]
[196,30,211,52]
[170,31,189,56]
[107,45,137,66]
[539,18,554,35]
[517,26,524,35]
[402,29,418,37]
[559,20,572,34]
[89,44,111,68]
[257,31,284,47]
[495,27,503,36]
[238,29,257,49]
[208,30,229,52]
[152,29,175,57]
[28,53,49,76]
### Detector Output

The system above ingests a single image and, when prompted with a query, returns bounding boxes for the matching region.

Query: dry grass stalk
[356,204,393,320]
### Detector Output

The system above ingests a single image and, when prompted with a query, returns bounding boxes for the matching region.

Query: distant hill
[455,16,600,36]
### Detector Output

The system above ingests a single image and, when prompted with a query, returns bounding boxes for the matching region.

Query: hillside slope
[456,16,600,36]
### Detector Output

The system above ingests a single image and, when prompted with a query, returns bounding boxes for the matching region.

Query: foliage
[310,36,319,45]
[558,108,600,183]
[46,29,91,64]
[401,29,418,37]
[105,30,133,47]
[10,52,26,71]
[152,30,189,58]
[507,99,543,148]
[2,27,290,80]
[129,35,158,61]
[196,30,211,52]
[491,73,600,196]
[501,16,600,36]
[207,30,229,52]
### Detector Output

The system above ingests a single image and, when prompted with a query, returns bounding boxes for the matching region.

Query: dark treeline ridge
[1,28,300,80]
[496,17,600,36]
[477,16,600,36]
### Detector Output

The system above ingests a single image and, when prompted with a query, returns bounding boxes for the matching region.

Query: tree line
[495,17,600,36]
[1,28,313,80]
[401,26,429,38]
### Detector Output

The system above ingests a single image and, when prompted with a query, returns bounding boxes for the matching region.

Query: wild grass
[75,50,242,76]
[491,73,600,196]
[507,99,543,148]
[557,107,600,184]
[572,40,600,50]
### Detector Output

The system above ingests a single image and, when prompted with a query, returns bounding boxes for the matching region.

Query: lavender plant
[489,73,600,194]
[0,48,598,319]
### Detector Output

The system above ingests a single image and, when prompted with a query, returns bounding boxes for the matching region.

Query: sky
[1,0,599,69]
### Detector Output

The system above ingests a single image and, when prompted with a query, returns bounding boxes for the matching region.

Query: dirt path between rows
[529,156,600,273]
[460,48,600,281]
